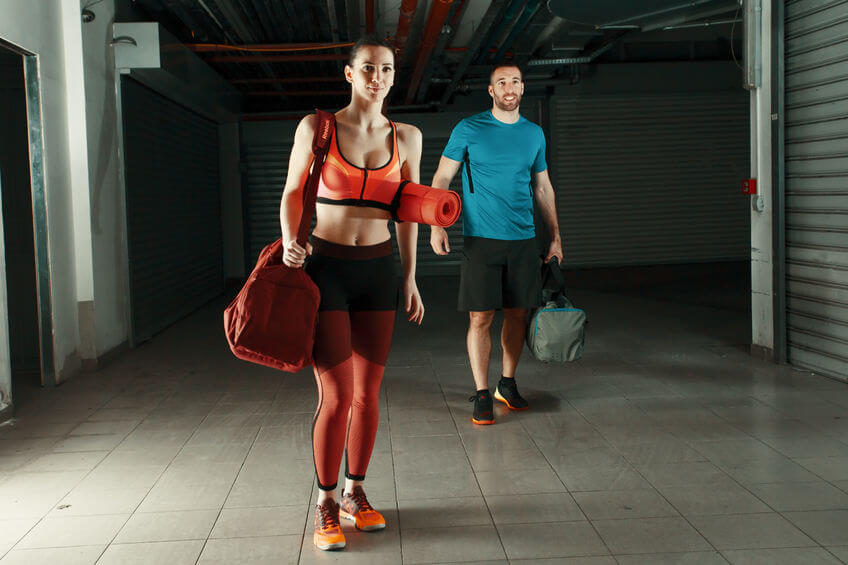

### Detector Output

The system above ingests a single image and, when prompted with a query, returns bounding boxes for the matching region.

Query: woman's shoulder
[394,122,422,144]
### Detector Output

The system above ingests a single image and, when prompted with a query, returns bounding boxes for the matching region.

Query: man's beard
[494,93,521,111]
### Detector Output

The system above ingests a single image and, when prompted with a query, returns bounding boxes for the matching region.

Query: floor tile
[475,467,565,496]
[486,492,585,525]
[49,488,148,516]
[114,509,218,543]
[400,525,505,564]
[746,481,848,512]
[197,535,300,564]
[0,519,36,556]
[497,521,608,560]
[657,483,772,516]
[397,496,491,529]
[572,489,678,520]
[0,545,105,565]
[637,461,734,488]
[689,512,816,549]
[16,514,129,549]
[721,547,843,564]
[794,457,848,482]
[510,558,616,565]
[615,552,728,564]
[782,510,848,546]
[592,517,711,555]
[210,505,307,539]
[827,546,848,561]
[96,540,204,565]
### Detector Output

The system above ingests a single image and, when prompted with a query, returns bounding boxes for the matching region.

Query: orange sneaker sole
[313,536,345,551]
[471,416,495,425]
[494,389,529,411]
[339,510,386,531]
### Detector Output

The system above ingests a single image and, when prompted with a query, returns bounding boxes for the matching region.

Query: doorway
[0,41,54,409]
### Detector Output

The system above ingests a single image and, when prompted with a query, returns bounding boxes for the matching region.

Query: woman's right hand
[282,239,311,268]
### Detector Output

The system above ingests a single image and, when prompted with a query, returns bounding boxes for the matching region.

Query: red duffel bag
[223,110,334,372]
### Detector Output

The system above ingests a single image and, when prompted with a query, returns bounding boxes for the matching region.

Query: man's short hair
[489,64,524,85]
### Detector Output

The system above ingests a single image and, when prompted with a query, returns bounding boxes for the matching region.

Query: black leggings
[304,236,398,491]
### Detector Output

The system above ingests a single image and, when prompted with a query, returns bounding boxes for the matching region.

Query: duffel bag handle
[546,256,566,294]
[295,109,335,249]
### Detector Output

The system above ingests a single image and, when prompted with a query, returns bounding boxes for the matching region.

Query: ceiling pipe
[247,90,350,96]
[600,0,720,27]
[394,0,419,60]
[662,17,741,30]
[438,0,508,108]
[365,0,375,33]
[187,42,353,52]
[641,2,740,31]
[404,0,453,104]
[415,0,468,103]
[207,53,349,63]
[475,0,522,64]
[493,0,542,64]
[231,77,346,84]
[526,41,616,66]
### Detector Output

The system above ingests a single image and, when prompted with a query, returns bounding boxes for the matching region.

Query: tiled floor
[1,277,848,564]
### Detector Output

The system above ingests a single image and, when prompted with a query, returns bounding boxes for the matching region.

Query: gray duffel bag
[526,258,587,363]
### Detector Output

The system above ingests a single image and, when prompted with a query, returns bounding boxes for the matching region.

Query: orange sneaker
[313,498,345,550]
[340,486,386,531]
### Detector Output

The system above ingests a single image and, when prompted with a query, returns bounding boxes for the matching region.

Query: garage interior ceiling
[131,0,744,114]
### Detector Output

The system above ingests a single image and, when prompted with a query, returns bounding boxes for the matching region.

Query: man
[430,64,563,425]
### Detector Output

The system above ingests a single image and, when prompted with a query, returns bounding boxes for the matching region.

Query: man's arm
[533,169,564,263]
[429,156,463,255]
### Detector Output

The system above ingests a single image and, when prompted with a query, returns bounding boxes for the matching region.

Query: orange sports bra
[316,120,404,213]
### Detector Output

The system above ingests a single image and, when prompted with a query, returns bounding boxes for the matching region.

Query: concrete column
[751,0,774,358]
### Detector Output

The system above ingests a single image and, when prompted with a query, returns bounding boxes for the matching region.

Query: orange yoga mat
[394,182,461,227]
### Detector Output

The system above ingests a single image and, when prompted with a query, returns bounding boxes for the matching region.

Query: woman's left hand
[404,278,424,325]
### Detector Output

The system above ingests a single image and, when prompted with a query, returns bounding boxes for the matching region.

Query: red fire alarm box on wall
[742,178,757,194]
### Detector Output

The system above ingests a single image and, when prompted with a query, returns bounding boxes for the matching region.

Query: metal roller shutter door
[785,0,848,381]
[551,92,750,267]
[243,138,293,264]
[243,128,463,276]
[122,78,223,343]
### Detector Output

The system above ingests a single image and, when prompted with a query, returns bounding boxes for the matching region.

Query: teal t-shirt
[442,110,547,240]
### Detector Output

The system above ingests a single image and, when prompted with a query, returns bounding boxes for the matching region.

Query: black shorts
[458,236,542,311]
[305,236,398,312]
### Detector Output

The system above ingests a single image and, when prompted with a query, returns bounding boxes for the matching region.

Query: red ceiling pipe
[404,0,453,104]
[366,0,375,33]
[187,42,351,52]
[207,53,349,63]
[247,90,349,96]
[394,0,418,60]
[231,77,346,84]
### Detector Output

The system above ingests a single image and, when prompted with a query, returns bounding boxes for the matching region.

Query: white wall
[0,0,90,383]
[80,0,129,357]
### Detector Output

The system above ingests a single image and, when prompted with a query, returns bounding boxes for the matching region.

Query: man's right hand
[430,226,451,255]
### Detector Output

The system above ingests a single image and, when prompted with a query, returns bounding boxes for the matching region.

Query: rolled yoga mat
[394,182,461,227]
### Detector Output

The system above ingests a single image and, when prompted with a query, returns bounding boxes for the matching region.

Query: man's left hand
[545,239,563,264]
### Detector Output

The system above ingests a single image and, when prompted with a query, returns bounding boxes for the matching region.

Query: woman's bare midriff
[312,203,392,246]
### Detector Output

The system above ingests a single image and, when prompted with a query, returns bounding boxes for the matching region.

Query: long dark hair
[348,34,396,66]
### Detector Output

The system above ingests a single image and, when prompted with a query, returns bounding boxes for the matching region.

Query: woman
[279,35,424,551]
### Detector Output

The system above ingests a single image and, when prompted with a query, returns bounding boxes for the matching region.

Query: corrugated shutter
[242,125,463,276]
[785,0,848,381]
[243,139,292,264]
[121,78,223,343]
[551,92,750,267]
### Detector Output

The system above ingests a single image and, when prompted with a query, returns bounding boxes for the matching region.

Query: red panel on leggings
[311,310,395,490]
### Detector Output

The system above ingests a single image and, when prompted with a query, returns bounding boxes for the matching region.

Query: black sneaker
[468,390,494,425]
[494,377,529,410]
